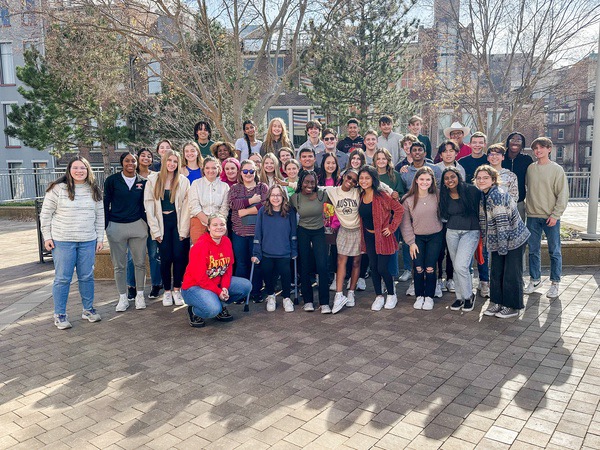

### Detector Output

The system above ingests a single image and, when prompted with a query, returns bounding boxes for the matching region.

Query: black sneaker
[148,285,162,299]
[187,306,205,328]
[252,294,264,304]
[233,298,245,305]
[450,299,464,311]
[215,306,234,322]
[127,286,136,300]
[463,295,475,312]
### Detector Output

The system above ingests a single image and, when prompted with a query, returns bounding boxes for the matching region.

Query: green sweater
[378,171,404,197]
[525,161,568,220]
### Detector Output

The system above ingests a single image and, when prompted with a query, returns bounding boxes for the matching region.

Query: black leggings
[363,230,393,296]
[437,225,454,280]
[262,256,292,299]
[158,212,190,290]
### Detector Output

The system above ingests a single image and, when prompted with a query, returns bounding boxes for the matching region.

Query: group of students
[40,115,568,330]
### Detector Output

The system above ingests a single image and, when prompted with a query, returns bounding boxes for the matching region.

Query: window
[22,0,35,26]
[588,103,594,120]
[585,146,592,158]
[33,161,48,196]
[557,128,564,140]
[8,162,24,200]
[1,4,9,26]
[147,61,161,94]
[3,103,20,146]
[556,146,564,159]
[0,42,16,84]
[558,112,565,122]
[586,125,593,141]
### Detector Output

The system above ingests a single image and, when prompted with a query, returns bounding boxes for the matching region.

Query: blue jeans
[527,217,562,282]
[232,232,262,296]
[446,229,479,300]
[127,235,161,287]
[182,276,252,318]
[52,240,96,315]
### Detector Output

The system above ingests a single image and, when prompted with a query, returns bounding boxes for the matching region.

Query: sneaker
[215,306,233,321]
[445,279,455,293]
[172,290,185,306]
[303,302,315,312]
[148,285,162,299]
[495,306,519,319]
[450,299,464,311]
[435,281,443,298]
[479,281,490,298]
[406,282,415,296]
[115,295,129,312]
[462,295,475,312]
[54,314,72,330]
[524,279,542,294]
[439,279,448,292]
[266,294,276,312]
[82,308,101,322]
[483,302,503,316]
[384,294,398,309]
[329,275,337,291]
[332,292,348,314]
[371,295,385,311]
[162,291,174,307]
[252,294,264,304]
[321,305,332,314]
[187,306,205,328]
[356,278,367,291]
[413,296,424,309]
[283,297,294,312]
[422,296,434,311]
[135,292,146,310]
[346,290,355,307]
[546,282,560,299]
[399,269,412,282]
[127,286,136,300]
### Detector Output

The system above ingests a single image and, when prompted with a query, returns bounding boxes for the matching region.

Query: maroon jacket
[360,191,404,255]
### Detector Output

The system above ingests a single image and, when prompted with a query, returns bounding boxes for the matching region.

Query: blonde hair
[154,149,182,202]
[263,118,292,154]
[181,141,203,169]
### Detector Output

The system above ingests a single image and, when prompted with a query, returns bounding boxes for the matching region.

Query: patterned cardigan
[479,185,530,255]
[360,191,404,255]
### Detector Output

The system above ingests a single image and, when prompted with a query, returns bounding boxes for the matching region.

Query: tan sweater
[525,161,568,220]
[400,193,443,245]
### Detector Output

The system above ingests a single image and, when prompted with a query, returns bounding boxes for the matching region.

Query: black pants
[491,243,525,310]
[437,225,454,280]
[363,230,393,296]
[297,226,329,305]
[413,231,443,298]
[262,256,292,299]
[158,212,190,290]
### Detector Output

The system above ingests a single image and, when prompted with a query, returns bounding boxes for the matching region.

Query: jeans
[364,230,394,296]
[106,219,148,294]
[157,212,190,290]
[262,256,292,298]
[446,229,480,300]
[232,232,263,296]
[182,276,252,319]
[491,243,526,309]
[297,226,329,305]
[127,235,161,287]
[527,217,562,282]
[413,231,443,298]
[52,240,96,315]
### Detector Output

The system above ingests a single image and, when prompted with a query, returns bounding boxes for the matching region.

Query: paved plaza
[0,218,599,449]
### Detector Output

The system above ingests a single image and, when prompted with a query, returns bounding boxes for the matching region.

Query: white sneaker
[283,297,294,312]
[266,294,276,312]
[439,279,448,292]
[524,279,542,294]
[483,302,503,316]
[546,282,560,299]
[399,269,411,282]
[332,292,348,314]
[303,303,315,312]
[54,314,72,330]
[371,295,385,311]
[321,305,332,314]
[445,279,455,292]
[435,282,443,298]
[479,281,490,298]
[346,290,355,307]
[173,290,185,306]
[384,294,398,309]
[162,291,174,306]
[135,292,146,310]
[115,295,129,312]
[329,275,337,291]
[422,296,434,310]
[356,278,367,291]
[406,282,415,296]
[413,296,424,309]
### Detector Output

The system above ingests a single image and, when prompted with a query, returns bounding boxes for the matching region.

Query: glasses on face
[270,194,283,198]
[487,152,503,156]
[509,138,522,143]
[345,177,358,184]
[242,169,255,175]
[323,137,336,141]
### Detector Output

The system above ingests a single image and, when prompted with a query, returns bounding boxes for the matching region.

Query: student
[235,119,262,160]
[220,157,240,188]
[400,142,443,195]
[252,185,298,312]
[298,147,317,172]
[259,152,283,188]
[104,153,148,312]
[316,128,349,169]
[260,118,293,156]
[317,153,340,187]
[181,214,252,327]
[41,156,104,329]
[151,139,173,172]
[317,154,341,291]
[345,148,368,290]
[144,150,191,307]
[401,167,443,311]
[395,134,419,172]
[407,115,432,160]
[378,115,403,164]
[278,147,294,176]
[439,167,481,312]
[358,166,404,311]
[180,141,203,184]
[460,131,488,184]
[524,137,568,299]
[282,159,300,197]
[502,132,533,220]
[337,118,366,153]
[486,143,518,203]
[363,129,378,165]
[435,141,466,181]
[347,148,367,171]
[189,156,230,244]
[248,152,263,170]
[136,147,154,179]
[297,120,325,155]
[194,120,214,157]
[211,141,236,164]
[476,165,530,318]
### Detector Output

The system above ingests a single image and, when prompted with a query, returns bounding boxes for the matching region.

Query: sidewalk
[0,219,598,449]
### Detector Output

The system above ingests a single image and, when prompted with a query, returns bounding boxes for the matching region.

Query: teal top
[378,171,404,197]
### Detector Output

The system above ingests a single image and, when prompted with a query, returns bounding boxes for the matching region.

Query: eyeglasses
[323,137,336,141]
[270,194,283,198]
[487,152,503,156]
[242,169,255,175]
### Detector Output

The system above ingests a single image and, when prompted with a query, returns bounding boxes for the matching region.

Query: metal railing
[564,172,593,201]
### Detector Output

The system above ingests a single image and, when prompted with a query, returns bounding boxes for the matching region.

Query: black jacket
[103,173,147,228]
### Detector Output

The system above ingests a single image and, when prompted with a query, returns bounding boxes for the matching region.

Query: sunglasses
[242,169,256,175]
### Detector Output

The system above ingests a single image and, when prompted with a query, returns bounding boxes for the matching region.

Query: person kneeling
[181,214,252,327]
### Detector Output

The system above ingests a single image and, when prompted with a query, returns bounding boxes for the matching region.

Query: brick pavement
[0,263,599,449]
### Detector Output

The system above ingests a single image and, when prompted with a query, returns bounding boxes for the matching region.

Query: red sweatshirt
[182,233,234,295]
